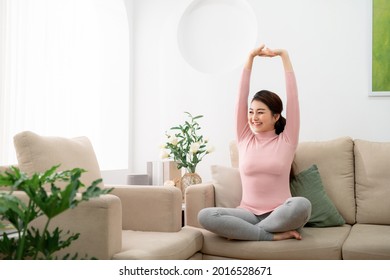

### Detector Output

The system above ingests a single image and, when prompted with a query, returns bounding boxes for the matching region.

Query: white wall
[130,0,390,182]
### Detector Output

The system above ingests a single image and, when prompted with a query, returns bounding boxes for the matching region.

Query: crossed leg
[197,196,311,241]
[258,197,312,240]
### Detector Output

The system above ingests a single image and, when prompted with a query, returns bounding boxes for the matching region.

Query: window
[0,0,130,170]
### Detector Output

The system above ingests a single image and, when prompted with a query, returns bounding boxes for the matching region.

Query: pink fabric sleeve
[283,71,300,146]
[235,68,251,141]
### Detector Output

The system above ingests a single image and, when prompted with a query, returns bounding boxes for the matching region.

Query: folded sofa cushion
[13,131,102,190]
[290,164,345,227]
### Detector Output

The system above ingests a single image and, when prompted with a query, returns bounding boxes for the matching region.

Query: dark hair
[251,90,286,135]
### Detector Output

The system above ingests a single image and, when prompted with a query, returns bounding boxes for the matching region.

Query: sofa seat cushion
[200,225,351,260]
[342,224,390,260]
[112,226,203,260]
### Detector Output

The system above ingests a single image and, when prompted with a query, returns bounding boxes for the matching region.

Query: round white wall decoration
[177,0,258,74]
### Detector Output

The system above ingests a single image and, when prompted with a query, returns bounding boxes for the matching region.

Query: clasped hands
[250,44,286,58]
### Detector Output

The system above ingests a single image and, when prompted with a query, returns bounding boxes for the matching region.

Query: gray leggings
[198,197,311,241]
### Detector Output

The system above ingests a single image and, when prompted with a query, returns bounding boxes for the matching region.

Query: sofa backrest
[293,137,355,225]
[354,139,390,225]
[229,137,356,225]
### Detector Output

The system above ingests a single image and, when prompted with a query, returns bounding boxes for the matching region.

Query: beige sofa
[3,133,390,260]
[185,137,390,260]
[1,131,203,260]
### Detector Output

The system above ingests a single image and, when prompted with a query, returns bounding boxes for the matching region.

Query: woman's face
[248,100,280,133]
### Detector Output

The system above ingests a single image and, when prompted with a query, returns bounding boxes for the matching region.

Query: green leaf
[82,179,111,201]
[0,232,20,259]
[41,165,61,183]
[192,115,204,120]
[0,194,27,226]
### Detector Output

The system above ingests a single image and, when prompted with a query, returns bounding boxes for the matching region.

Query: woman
[198,44,311,241]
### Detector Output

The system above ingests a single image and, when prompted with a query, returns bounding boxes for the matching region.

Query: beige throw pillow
[13,131,103,189]
[211,165,242,208]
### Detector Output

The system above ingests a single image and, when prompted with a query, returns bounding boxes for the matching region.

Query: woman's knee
[286,197,311,216]
[198,207,218,227]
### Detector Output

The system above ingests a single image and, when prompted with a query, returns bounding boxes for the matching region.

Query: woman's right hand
[245,44,267,70]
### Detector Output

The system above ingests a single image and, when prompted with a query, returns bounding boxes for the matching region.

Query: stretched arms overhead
[236,44,299,146]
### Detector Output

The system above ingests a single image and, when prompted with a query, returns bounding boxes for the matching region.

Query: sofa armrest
[106,184,182,232]
[185,182,215,228]
[13,192,122,260]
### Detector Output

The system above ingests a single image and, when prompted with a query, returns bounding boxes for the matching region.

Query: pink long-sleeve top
[236,68,299,215]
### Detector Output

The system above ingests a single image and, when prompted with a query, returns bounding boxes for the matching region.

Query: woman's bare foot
[272,230,302,241]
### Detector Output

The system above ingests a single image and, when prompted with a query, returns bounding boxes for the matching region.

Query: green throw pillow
[290,164,345,227]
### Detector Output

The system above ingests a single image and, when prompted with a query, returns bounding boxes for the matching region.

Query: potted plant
[160,112,214,190]
[0,165,111,259]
